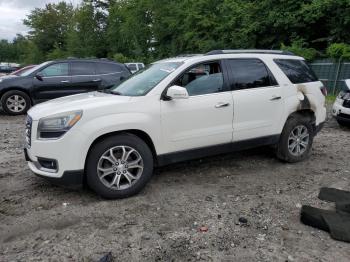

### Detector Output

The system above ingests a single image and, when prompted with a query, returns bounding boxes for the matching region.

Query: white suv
[24,50,327,199]
[332,79,350,127]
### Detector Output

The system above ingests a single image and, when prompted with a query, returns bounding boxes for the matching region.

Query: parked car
[24,50,327,199]
[0,65,16,75]
[125,62,145,74]
[332,79,350,127]
[0,59,131,115]
[9,65,37,76]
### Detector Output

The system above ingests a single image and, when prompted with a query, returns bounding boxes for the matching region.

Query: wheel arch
[287,109,316,133]
[85,129,158,170]
[0,87,33,105]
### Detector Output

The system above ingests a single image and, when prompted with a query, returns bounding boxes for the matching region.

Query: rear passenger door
[97,62,128,89]
[70,62,102,93]
[225,59,284,141]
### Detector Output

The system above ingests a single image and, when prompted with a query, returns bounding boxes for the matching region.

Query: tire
[276,115,314,163]
[1,90,31,115]
[86,133,154,199]
[337,119,350,128]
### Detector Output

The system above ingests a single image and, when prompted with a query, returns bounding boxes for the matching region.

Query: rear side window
[97,63,122,74]
[227,59,276,90]
[71,62,95,76]
[274,59,318,84]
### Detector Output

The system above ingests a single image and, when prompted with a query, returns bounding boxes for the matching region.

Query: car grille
[343,99,350,109]
[25,115,32,148]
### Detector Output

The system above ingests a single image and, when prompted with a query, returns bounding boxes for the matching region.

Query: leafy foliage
[281,40,318,61]
[1,0,350,65]
[327,43,350,60]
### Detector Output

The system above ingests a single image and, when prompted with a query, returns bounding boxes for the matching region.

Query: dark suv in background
[0,59,131,115]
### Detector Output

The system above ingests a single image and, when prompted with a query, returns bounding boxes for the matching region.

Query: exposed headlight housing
[338,91,350,100]
[38,111,82,139]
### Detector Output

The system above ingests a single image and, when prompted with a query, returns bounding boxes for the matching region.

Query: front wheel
[86,133,154,199]
[276,115,314,163]
[1,90,31,115]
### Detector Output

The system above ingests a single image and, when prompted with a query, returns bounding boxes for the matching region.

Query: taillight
[320,86,328,97]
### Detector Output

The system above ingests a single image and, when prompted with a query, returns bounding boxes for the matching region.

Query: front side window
[274,59,318,84]
[112,62,182,96]
[174,62,224,96]
[228,59,273,90]
[71,62,95,76]
[40,63,69,77]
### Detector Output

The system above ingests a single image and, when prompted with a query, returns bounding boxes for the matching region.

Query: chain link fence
[310,58,350,94]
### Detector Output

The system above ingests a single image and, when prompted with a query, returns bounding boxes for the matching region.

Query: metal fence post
[332,57,342,95]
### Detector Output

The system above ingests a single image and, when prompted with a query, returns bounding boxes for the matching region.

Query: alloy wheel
[288,125,310,157]
[6,95,26,113]
[97,146,144,190]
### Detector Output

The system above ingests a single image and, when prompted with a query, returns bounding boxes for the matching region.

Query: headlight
[38,111,82,139]
[0,79,3,83]
[338,91,350,100]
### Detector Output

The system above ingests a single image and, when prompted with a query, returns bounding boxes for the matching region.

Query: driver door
[32,62,71,102]
[161,61,234,154]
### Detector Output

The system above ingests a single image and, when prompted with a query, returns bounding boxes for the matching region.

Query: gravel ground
[0,105,349,262]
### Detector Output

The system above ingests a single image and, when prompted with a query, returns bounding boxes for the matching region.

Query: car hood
[0,75,17,80]
[28,91,132,120]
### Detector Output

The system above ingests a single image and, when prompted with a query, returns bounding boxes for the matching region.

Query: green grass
[326,94,337,103]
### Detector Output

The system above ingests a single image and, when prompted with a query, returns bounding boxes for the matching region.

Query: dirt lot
[0,106,349,262]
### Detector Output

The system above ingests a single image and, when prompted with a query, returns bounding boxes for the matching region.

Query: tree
[24,2,75,54]
[1,0,350,64]
[67,0,108,58]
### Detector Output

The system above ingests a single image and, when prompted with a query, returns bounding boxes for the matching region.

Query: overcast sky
[0,0,81,41]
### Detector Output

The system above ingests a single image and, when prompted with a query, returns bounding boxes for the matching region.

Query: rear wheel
[86,133,154,199]
[276,115,314,163]
[1,90,31,115]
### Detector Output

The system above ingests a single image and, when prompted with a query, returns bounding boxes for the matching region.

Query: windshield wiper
[98,89,122,95]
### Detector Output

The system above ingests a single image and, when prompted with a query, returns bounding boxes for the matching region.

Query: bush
[281,40,318,61]
[327,43,350,60]
[112,53,129,63]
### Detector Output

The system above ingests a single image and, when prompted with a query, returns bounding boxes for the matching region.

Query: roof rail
[175,54,202,58]
[205,49,295,56]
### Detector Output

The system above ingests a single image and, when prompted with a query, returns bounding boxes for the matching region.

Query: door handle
[61,80,70,83]
[270,96,282,101]
[215,102,230,108]
[92,79,101,82]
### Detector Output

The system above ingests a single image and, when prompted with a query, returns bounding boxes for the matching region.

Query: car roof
[154,50,304,64]
[51,58,123,64]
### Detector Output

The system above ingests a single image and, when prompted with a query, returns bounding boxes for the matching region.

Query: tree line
[0,0,350,65]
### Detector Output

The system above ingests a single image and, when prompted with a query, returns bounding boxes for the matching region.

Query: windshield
[20,61,51,76]
[112,62,182,96]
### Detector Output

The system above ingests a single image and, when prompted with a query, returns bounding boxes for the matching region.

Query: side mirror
[166,85,189,99]
[35,73,43,81]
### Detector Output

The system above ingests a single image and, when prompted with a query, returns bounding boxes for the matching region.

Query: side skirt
[157,135,280,167]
